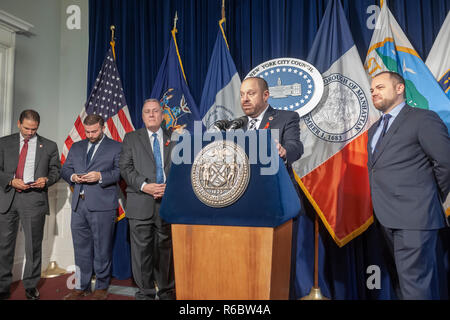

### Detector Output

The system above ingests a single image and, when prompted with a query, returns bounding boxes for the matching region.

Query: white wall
[0,0,89,147]
[0,0,89,280]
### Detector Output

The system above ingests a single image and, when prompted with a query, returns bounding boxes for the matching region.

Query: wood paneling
[172,220,292,300]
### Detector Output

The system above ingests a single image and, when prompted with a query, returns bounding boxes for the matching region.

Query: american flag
[61,47,134,220]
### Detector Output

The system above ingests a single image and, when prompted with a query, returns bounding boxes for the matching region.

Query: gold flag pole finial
[173,11,178,33]
[171,11,186,82]
[221,0,225,20]
[219,0,229,50]
[110,25,116,60]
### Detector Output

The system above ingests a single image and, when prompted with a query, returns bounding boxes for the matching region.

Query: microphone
[227,116,248,130]
[211,119,231,131]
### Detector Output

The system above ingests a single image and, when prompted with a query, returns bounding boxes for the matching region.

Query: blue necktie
[152,133,164,184]
[373,114,392,156]
[86,142,96,167]
[80,142,96,195]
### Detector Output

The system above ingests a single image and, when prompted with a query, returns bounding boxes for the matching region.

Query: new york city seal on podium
[191,141,250,208]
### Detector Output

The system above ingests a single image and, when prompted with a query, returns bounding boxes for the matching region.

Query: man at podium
[239,77,303,184]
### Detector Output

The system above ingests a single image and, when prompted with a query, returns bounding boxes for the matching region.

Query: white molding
[0,10,34,34]
[0,36,14,136]
[0,11,32,137]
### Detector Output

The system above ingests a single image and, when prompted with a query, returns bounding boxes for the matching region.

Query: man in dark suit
[240,77,303,181]
[119,99,176,300]
[0,109,60,300]
[61,114,121,300]
[368,71,450,299]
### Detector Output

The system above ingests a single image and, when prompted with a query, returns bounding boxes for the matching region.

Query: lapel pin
[268,116,274,121]
[165,139,170,146]
[39,144,43,148]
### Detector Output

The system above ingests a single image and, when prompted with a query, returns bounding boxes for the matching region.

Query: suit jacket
[119,127,175,220]
[258,106,303,166]
[0,133,61,214]
[367,105,450,230]
[61,136,122,212]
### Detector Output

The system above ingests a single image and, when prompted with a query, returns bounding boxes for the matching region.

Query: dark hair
[374,71,406,98]
[19,109,40,124]
[243,77,269,91]
[83,114,105,126]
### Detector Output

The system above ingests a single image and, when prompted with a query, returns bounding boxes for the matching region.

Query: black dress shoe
[0,292,10,300]
[25,288,40,300]
[157,290,176,300]
[134,290,155,300]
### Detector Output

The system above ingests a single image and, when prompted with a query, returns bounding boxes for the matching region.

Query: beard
[89,132,104,144]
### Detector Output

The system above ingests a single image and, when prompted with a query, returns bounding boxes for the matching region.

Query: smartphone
[75,173,87,177]
[25,181,35,185]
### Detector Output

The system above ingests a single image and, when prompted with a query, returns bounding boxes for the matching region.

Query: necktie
[248,119,258,130]
[152,133,164,184]
[373,114,392,156]
[86,143,96,167]
[80,143,96,195]
[15,138,29,180]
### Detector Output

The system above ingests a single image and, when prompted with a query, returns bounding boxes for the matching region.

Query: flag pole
[171,11,187,83]
[110,25,116,61]
[300,213,329,300]
[221,0,225,20]
[219,0,229,50]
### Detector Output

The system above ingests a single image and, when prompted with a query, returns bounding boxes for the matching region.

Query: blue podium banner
[160,130,301,228]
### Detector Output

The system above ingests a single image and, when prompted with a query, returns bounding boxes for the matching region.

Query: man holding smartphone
[0,109,61,300]
[61,114,121,300]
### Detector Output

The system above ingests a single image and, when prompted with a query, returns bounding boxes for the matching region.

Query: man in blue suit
[61,114,122,300]
[368,71,450,299]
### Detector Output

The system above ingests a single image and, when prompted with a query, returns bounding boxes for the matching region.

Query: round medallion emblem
[191,141,250,208]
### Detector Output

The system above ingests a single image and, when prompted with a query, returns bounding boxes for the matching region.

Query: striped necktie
[86,142,96,167]
[248,119,258,130]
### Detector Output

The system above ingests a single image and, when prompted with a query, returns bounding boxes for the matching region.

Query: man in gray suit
[119,99,176,300]
[61,114,122,300]
[0,109,61,300]
[368,71,450,299]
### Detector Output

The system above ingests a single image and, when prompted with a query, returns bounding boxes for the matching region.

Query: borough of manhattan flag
[365,1,450,133]
[62,47,134,279]
[151,28,201,132]
[426,11,450,99]
[199,18,243,128]
[292,0,379,247]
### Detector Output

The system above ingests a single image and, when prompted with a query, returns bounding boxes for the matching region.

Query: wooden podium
[172,219,292,300]
[160,131,301,300]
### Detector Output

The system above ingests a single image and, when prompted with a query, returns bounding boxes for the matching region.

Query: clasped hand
[72,172,101,184]
[142,183,166,200]
[12,177,48,191]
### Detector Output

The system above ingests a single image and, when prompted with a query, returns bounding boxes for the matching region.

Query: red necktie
[15,138,29,180]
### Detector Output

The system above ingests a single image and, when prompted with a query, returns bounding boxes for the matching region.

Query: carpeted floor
[7,273,137,300]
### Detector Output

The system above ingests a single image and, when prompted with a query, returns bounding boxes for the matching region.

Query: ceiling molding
[0,10,34,34]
